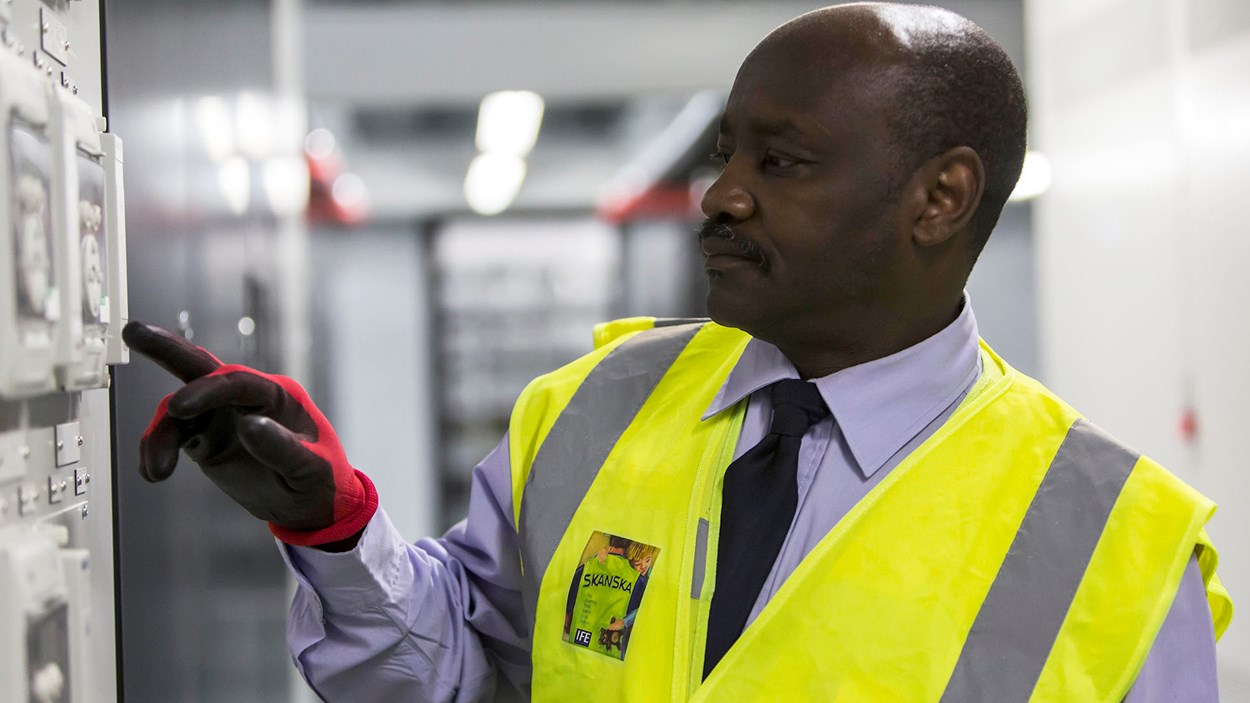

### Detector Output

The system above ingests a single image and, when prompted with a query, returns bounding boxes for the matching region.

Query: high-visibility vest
[508,318,1233,702]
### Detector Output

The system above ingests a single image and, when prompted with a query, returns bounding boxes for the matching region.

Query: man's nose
[700,165,755,222]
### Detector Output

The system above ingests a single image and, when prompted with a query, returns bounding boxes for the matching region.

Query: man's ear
[909,146,985,248]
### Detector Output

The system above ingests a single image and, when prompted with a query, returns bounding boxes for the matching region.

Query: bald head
[766,2,978,51]
[749,3,1027,251]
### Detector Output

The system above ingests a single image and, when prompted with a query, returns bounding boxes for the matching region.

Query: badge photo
[562,531,660,661]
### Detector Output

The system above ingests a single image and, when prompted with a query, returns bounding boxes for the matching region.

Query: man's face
[700,41,910,346]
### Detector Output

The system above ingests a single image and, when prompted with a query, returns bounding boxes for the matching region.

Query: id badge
[562,531,660,661]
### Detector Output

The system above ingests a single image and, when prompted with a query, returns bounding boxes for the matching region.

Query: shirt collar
[703,299,982,478]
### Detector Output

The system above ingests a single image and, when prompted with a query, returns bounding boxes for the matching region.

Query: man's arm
[119,321,530,699]
[1123,554,1219,702]
[283,437,530,703]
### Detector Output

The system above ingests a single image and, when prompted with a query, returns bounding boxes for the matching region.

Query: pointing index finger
[122,320,222,383]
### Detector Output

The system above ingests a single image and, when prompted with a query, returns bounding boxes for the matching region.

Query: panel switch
[72,469,88,496]
[39,8,68,66]
[54,422,80,466]
[47,476,66,504]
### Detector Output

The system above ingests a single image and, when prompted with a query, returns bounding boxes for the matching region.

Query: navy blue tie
[703,379,830,678]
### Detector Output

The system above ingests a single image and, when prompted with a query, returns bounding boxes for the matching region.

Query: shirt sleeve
[279,434,529,703]
[1122,553,1219,702]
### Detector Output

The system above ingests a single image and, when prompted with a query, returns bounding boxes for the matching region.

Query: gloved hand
[122,320,377,547]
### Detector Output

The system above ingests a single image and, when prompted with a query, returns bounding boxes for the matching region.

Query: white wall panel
[1029,0,1250,691]
[1034,72,1188,471]
[1184,31,1250,692]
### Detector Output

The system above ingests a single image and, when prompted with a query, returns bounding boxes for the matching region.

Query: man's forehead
[723,40,895,140]
[716,106,833,142]
[718,74,896,159]
[728,8,909,107]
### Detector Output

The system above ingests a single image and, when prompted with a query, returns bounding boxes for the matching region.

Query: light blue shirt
[282,304,1217,702]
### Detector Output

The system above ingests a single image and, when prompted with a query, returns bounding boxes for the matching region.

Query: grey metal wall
[106,1,306,701]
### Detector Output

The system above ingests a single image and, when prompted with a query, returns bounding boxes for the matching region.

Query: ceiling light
[235,92,275,160]
[475,90,545,156]
[263,156,309,216]
[196,96,234,163]
[464,152,527,216]
[217,156,251,215]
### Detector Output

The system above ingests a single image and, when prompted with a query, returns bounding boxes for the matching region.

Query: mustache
[696,219,770,272]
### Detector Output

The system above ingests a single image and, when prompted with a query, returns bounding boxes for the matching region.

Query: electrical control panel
[0,524,92,703]
[0,43,58,397]
[51,87,124,390]
[0,1,122,702]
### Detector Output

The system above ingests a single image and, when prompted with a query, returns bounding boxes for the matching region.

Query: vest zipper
[678,402,746,701]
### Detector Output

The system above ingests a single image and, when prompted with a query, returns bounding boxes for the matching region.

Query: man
[125,3,1231,701]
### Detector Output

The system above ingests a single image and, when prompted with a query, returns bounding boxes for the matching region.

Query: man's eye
[710,151,732,165]
[763,153,799,169]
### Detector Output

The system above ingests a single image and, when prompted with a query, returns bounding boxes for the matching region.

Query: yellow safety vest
[508,318,1232,702]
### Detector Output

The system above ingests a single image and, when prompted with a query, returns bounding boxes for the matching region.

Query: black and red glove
[122,321,377,547]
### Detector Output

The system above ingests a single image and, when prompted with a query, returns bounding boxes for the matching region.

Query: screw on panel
[19,484,39,515]
[56,441,64,450]
[76,436,83,446]
[81,504,88,519]
[19,446,30,459]
[84,474,90,484]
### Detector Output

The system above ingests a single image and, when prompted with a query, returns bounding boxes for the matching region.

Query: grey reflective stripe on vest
[691,518,710,599]
[518,322,705,626]
[940,419,1139,702]
[654,317,711,328]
